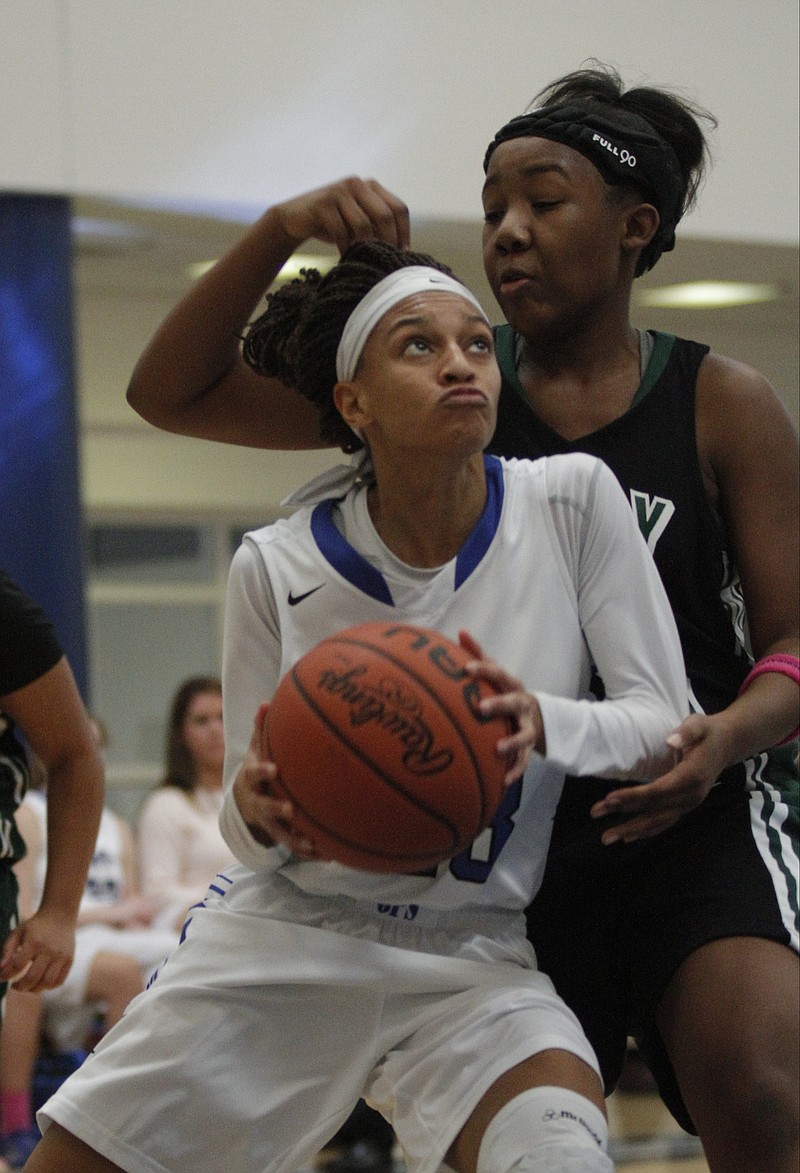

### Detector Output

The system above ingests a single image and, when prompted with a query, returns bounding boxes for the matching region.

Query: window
[85,517,263,820]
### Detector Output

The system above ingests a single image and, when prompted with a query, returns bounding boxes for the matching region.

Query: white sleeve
[218,538,288,873]
[534,458,689,781]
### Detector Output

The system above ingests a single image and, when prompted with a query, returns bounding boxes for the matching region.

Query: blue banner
[0,194,87,695]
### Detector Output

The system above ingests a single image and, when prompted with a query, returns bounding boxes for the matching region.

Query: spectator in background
[1,722,176,1170]
[0,571,104,1171]
[138,677,234,932]
[16,729,180,1053]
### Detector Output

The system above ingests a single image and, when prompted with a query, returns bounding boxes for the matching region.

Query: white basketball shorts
[38,866,599,1173]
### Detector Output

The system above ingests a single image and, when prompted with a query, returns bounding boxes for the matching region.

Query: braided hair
[243,240,455,452]
[532,62,716,274]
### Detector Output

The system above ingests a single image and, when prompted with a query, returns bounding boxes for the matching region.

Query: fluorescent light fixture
[637,281,780,308]
[277,253,336,280]
[187,260,217,280]
[187,252,335,283]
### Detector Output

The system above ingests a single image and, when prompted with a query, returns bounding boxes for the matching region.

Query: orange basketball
[264,622,512,873]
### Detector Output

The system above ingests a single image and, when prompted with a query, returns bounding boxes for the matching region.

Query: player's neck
[366,457,487,568]
[517,321,642,440]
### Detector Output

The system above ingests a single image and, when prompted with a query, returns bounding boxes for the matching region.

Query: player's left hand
[458,630,543,784]
[590,712,732,843]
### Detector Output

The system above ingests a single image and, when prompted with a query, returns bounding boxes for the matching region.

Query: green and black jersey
[1,571,63,865]
[489,327,749,718]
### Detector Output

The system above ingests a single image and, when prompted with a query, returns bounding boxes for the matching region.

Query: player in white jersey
[26,242,687,1173]
[221,451,682,915]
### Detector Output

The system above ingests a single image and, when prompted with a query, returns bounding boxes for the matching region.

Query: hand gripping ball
[264,622,512,872]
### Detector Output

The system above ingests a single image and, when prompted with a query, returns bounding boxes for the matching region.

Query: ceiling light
[636,281,780,309]
[187,260,216,280]
[276,253,335,280]
[71,217,150,246]
[187,252,335,283]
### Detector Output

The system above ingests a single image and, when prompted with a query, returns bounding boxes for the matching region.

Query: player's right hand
[233,703,328,861]
[272,177,410,256]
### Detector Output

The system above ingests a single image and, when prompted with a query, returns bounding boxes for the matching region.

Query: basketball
[264,622,513,873]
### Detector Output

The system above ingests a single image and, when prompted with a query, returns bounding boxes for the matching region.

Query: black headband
[483,104,685,265]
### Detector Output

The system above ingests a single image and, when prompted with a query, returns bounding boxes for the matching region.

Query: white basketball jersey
[221,454,687,911]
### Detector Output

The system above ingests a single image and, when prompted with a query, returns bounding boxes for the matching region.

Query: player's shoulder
[0,572,62,693]
[697,348,773,395]
[696,349,793,427]
[500,451,608,498]
[239,508,314,554]
[694,349,797,470]
[101,805,125,834]
[241,506,309,546]
[230,510,316,582]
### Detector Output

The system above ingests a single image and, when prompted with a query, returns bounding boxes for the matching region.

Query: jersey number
[448,779,523,884]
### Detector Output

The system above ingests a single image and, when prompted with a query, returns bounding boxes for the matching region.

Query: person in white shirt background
[137,677,234,933]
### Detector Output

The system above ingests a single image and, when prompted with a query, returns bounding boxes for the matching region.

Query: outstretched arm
[126,177,410,448]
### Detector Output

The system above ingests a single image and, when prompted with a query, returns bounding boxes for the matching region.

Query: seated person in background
[14,774,179,1054]
[137,677,234,932]
[1,733,175,1170]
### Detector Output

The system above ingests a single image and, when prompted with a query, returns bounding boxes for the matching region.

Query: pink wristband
[738,654,800,744]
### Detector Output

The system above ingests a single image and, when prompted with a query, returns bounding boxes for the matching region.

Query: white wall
[76,286,338,513]
[75,277,799,516]
[3,0,798,243]
[4,0,798,515]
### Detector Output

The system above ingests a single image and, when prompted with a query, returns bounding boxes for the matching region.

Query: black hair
[532,62,716,273]
[242,240,455,452]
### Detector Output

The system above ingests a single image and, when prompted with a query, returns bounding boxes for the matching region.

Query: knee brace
[476,1086,613,1173]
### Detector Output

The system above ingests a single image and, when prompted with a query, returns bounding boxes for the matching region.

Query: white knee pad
[476,1086,613,1173]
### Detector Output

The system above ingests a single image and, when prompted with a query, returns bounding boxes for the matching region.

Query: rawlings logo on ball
[315,661,454,774]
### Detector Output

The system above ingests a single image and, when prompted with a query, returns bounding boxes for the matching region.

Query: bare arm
[694,355,799,745]
[0,658,105,991]
[594,355,799,840]
[126,177,410,448]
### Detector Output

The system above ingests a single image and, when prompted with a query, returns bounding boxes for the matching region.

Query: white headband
[335,266,489,382]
